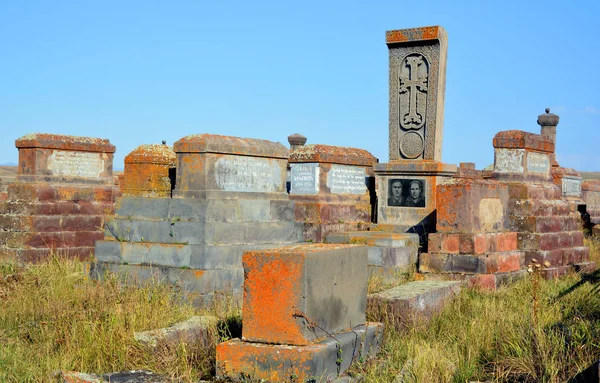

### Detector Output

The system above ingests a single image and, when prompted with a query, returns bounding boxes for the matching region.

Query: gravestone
[122,143,176,198]
[492,119,592,277]
[0,133,117,262]
[216,244,383,382]
[288,144,377,242]
[374,26,456,234]
[93,134,303,305]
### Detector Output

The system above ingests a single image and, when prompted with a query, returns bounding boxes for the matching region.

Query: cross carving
[399,55,428,128]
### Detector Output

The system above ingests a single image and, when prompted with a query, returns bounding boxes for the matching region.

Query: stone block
[419,251,524,274]
[115,197,171,219]
[270,200,296,221]
[242,244,368,345]
[542,266,571,280]
[122,144,176,198]
[367,281,460,328]
[134,315,217,350]
[89,263,244,297]
[517,231,584,251]
[573,262,597,274]
[216,323,383,383]
[436,177,510,233]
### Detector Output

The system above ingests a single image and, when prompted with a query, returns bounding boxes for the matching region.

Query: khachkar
[375,26,456,234]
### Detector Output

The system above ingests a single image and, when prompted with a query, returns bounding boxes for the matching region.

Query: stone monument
[374,26,456,234]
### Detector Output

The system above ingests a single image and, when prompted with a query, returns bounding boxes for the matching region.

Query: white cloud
[584,106,600,115]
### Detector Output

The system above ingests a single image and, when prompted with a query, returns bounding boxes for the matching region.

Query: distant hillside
[581,172,600,180]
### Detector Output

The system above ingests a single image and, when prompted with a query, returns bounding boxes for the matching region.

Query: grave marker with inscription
[94,134,303,306]
[374,26,456,234]
[289,144,377,242]
[0,133,117,263]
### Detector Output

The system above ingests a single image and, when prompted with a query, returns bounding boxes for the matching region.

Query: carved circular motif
[400,132,424,159]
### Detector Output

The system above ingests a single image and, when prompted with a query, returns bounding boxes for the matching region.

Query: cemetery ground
[0,239,598,383]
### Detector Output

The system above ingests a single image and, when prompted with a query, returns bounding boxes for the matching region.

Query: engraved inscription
[215,156,281,192]
[527,152,550,174]
[494,149,524,173]
[290,163,319,195]
[562,177,582,197]
[327,165,366,195]
[399,54,428,130]
[47,150,104,178]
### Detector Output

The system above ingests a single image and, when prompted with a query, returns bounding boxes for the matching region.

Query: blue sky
[1,1,599,171]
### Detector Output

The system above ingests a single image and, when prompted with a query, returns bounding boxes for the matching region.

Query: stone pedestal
[93,135,303,305]
[492,130,590,275]
[419,164,524,286]
[216,244,383,382]
[288,144,377,242]
[374,160,456,234]
[0,133,117,262]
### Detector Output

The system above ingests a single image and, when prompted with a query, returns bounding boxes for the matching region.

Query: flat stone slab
[216,323,383,383]
[134,315,217,350]
[367,280,461,329]
[326,231,419,247]
[59,370,173,383]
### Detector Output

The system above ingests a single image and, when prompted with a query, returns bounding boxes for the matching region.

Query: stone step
[326,231,419,248]
[367,280,461,329]
[524,246,590,267]
[517,231,584,251]
[88,262,244,302]
[216,323,383,383]
[420,251,524,274]
[0,246,94,263]
[416,269,528,290]
[508,199,571,217]
[510,214,581,233]
[95,240,288,269]
[115,196,295,223]
[104,218,302,245]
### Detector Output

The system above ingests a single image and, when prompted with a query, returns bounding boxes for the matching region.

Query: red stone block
[441,234,459,253]
[458,234,474,254]
[428,233,442,252]
[493,130,554,153]
[122,144,176,198]
[73,231,104,247]
[474,235,487,254]
[467,274,496,290]
[242,244,367,346]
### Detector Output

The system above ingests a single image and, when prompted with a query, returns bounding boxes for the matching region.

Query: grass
[0,254,240,383]
[355,238,600,383]
[1,238,599,382]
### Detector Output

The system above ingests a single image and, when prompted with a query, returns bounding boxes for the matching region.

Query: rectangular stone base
[419,251,524,274]
[216,323,383,383]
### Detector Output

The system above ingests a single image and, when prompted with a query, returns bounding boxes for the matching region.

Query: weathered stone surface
[386,26,447,161]
[216,323,383,383]
[15,133,115,184]
[134,315,217,350]
[242,244,367,345]
[59,370,171,383]
[367,280,460,328]
[419,251,524,274]
[122,144,176,198]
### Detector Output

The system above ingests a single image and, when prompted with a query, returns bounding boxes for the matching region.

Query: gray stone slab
[105,219,204,245]
[134,315,217,350]
[90,262,244,295]
[238,199,270,222]
[94,240,122,263]
[368,280,461,329]
[167,198,207,221]
[116,197,171,219]
[269,200,296,221]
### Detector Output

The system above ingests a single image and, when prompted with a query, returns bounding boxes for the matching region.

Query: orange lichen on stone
[122,144,176,197]
[493,130,554,153]
[583,179,600,192]
[216,338,323,382]
[16,133,115,153]
[386,26,443,44]
[289,144,377,166]
[174,134,288,159]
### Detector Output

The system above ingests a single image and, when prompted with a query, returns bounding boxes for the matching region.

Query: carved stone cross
[399,55,428,129]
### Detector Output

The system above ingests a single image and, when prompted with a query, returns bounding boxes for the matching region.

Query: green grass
[1,240,599,383]
[0,255,239,383]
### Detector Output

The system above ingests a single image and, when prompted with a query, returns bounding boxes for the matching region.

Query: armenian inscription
[290,163,319,195]
[494,149,524,173]
[527,152,550,174]
[47,150,105,178]
[214,156,281,192]
[562,177,582,197]
[327,165,366,195]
